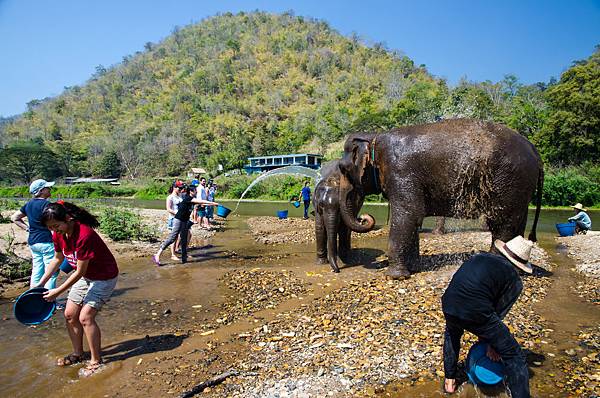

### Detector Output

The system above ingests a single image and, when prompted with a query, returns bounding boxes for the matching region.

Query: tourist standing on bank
[166,181,184,261]
[441,235,534,397]
[11,179,59,289]
[206,180,217,222]
[300,181,311,219]
[153,185,218,265]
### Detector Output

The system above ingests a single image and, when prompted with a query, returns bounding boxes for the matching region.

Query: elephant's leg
[487,207,528,253]
[432,216,446,235]
[315,212,328,265]
[386,206,421,279]
[326,214,340,273]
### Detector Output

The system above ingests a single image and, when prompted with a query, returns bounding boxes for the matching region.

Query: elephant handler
[441,235,534,397]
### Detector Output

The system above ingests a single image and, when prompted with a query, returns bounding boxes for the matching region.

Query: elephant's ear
[340,137,370,183]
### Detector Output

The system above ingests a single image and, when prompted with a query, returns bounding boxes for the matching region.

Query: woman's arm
[43,259,89,301]
[37,251,65,287]
[191,198,219,206]
[10,211,29,231]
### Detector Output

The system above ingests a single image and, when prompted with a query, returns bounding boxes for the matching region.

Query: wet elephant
[314,160,366,272]
[338,118,544,279]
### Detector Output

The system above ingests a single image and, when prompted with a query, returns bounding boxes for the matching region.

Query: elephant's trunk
[339,171,375,233]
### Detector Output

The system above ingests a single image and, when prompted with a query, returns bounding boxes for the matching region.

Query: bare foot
[444,378,456,394]
[170,255,180,261]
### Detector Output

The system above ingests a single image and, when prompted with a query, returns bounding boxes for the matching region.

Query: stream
[0,208,597,397]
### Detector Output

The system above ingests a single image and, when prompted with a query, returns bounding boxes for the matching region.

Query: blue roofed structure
[244,153,323,174]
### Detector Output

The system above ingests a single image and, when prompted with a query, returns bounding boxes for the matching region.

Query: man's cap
[571,203,586,211]
[494,235,533,274]
[29,179,55,195]
[174,180,184,188]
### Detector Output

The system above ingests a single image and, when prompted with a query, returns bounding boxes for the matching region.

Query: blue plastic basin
[216,205,232,218]
[13,287,56,325]
[291,201,301,208]
[466,342,505,386]
[277,210,288,219]
[556,222,576,237]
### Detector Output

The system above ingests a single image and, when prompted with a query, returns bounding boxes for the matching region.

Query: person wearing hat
[10,179,59,289]
[441,235,534,397]
[568,203,591,234]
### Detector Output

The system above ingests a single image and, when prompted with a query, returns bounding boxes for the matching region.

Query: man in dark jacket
[442,235,534,397]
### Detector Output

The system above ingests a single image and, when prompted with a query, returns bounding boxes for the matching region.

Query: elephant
[338,118,543,279]
[314,160,365,272]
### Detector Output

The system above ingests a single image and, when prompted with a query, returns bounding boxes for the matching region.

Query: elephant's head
[338,134,378,233]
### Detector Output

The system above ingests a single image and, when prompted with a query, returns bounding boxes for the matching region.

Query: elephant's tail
[528,167,544,242]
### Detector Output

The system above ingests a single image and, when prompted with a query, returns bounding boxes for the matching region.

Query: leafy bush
[0,252,32,280]
[542,168,600,207]
[98,207,157,242]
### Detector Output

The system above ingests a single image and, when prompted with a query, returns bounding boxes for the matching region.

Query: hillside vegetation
[0,12,599,205]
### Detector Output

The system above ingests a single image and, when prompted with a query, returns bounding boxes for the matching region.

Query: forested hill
[0,12,598,182]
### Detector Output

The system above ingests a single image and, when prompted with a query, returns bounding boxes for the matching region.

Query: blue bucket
[216,205,232,218]
[556,222,576,237]
[466,342,505,386]
[291,201,300,208]
[13,287,56,325]
[277,210,288,219]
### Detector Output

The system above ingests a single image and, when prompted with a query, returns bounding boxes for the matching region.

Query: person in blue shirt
[568,203,592,234]
[11,179,59,289]
[300,181,311,219]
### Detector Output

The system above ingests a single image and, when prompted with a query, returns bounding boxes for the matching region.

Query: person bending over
[38,201,119,377]
[441,235,534,398]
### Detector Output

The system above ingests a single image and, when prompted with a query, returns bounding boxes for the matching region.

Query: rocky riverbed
[558,231,600,305]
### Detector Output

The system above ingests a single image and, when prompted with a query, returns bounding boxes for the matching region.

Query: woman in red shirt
[37,201,118,377]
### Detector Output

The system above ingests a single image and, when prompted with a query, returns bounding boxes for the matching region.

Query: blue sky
[1,0,599,117]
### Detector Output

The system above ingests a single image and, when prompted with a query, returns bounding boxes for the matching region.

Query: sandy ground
[557,231,600,306]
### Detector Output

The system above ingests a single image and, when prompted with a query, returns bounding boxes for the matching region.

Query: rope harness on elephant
[371,136,381,193]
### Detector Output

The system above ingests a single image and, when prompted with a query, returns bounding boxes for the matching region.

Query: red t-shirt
[53,222,118,280]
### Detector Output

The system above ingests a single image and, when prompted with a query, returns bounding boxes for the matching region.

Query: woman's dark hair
[168,185,174,194]
[42,201,100,228]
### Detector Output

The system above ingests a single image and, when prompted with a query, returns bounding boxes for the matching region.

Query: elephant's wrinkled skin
[314,161,372,272]
[338,119,543,279]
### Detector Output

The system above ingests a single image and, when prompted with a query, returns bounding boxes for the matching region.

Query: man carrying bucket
[568,203,591,234]
[441,236,534,397]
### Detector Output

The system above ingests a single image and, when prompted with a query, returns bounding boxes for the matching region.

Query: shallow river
[0,207,597,397]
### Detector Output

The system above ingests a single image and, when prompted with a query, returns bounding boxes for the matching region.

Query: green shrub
[542,169,600,207]
[98,207,157,242]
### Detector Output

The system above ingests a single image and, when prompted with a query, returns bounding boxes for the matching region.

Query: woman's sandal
[78,361,105,377]
[56,353,86,366]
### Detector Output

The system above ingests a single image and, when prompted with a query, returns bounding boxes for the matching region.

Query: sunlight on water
[233,166,321,213]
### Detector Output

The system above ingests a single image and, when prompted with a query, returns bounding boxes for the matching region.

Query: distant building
[244,153,323,174]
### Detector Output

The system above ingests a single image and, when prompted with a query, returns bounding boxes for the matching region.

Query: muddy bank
[557,231,600,305]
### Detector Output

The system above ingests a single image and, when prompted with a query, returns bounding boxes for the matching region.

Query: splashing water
[233,166,321,213]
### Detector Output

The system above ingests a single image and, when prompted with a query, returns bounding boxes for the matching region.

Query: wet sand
[0,212,599,397]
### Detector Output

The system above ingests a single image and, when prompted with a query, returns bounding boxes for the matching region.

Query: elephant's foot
[385,265,411,280]
[316,256,329,265]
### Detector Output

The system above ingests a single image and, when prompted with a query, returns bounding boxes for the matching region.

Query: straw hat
[494,236,533,274]
[571,203,586,212]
